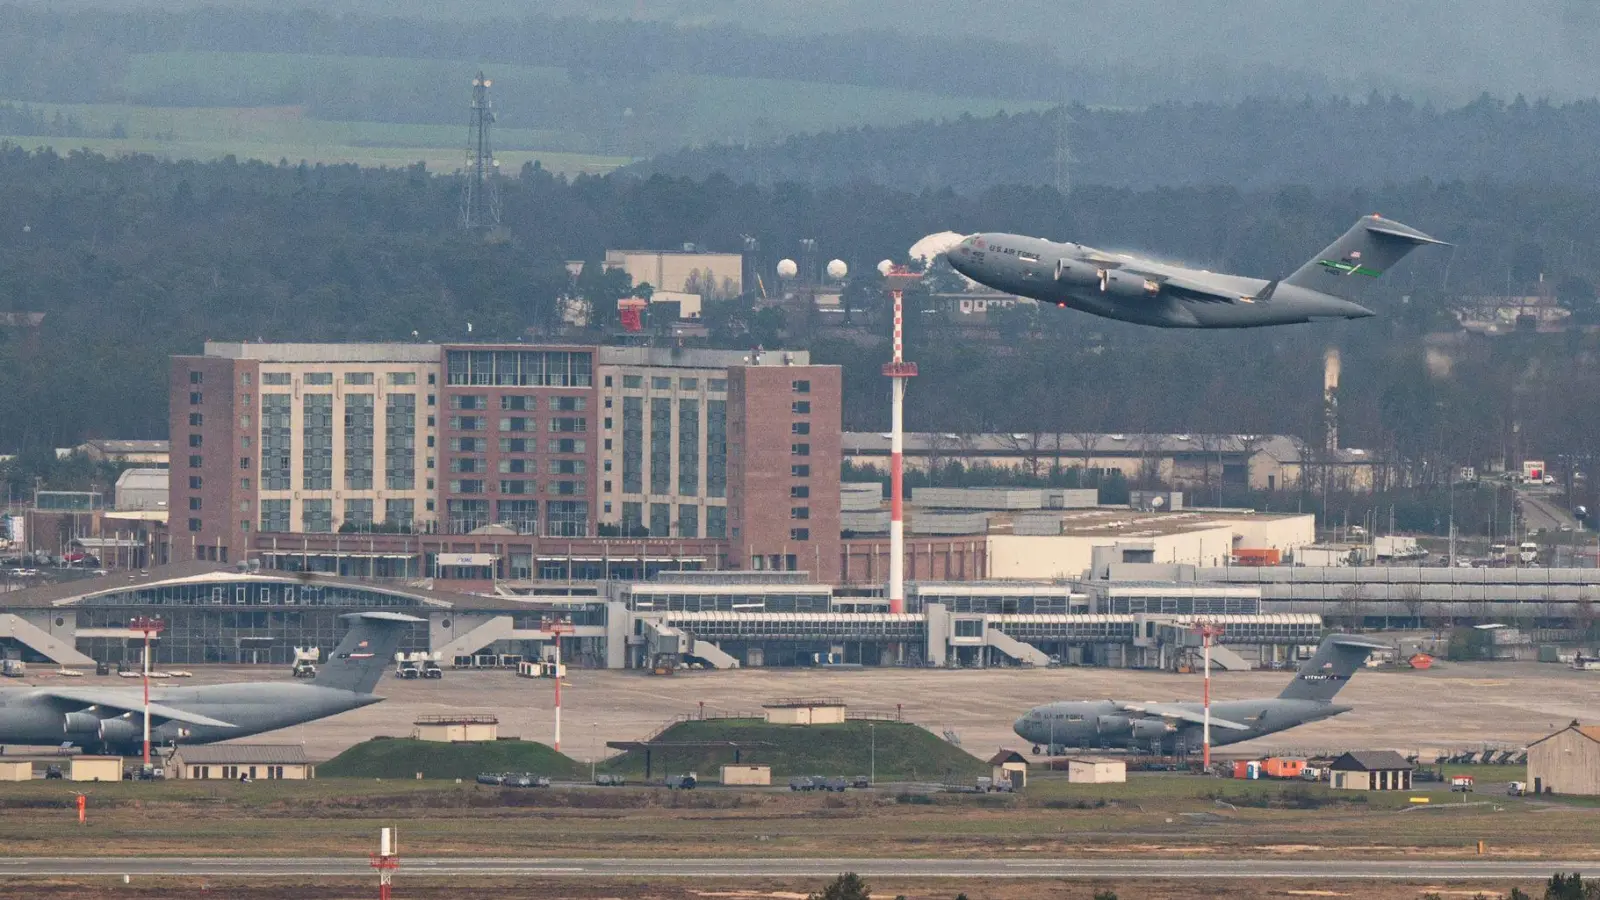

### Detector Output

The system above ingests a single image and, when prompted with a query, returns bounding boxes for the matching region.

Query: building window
[547,480,586,496]
[189,476,203,489]
[649,502,670,537]
[344,393,375,490]
[552,459,586,475]
[449,479,485,494]
[189,391,203,405]
[678,504,699,538]
[708,378,727,393]
[500,480,533,495]
[501,395,534,411]
[189,371,203,384]
[707,399,726,498]
[651,376,671,390]
[791,443,810,456]
[679,398,700,497]
[791,464,810,477]
[189,412,203,427]
[344,498,374,529]
[302,499,333,533]
[302,394,334,490]
[791,506,810,520]
[262,373,291,385]
[706,506,727,538]
[495,499,538,533]
[604,417,613,430]
[792,380,810,393]
[239,414,251,429]
[621,502,643,534]
[187,518,202,532]
[189,497,203,511]
[545,500,589,537]
[188,454,203,468]
[385,393,417,490]
[499,416,533,433]
[548,417,586,433]
[499,438,533,454]
[792,401,810,414]
[261,393,291,490]
[789,528,810,541]
[623,374,642,389]
[449,415,484,431]
[679,377,698,391]
[622,396,644,494]
[604,479,612,492]
[551,396,585,411]
[499,458,534,474]
[650,397,672,494]
[187,433,202,447]
[239,457,251,470]
[344,372,374,385]
[790,485,809,498]
[791,422,810,435]
[304,372,333,386]
[384,498,415,530]
[240,477,250,491]
[548,438,586,454]
[604,375,613,388]
[446,499,490,534]
[449,394,487,410]
[388,372,417,386]
[450,437,487,453]
[449,458,484,474]
[241,521,251,533]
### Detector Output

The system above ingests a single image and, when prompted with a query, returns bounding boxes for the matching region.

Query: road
[0,857,1595,879]
[1518,488,1579,534]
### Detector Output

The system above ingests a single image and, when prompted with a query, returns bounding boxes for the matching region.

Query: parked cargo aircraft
[946,215,1446,328]
[0,611,420,755]
[1013,633,1388,754]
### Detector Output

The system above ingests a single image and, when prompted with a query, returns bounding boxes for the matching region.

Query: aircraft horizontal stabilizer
[1117,701,1250,731]
[38,688,237,728]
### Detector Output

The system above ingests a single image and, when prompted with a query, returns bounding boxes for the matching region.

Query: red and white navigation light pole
[880,264,920,614]
[129,615,164,767]
[1193,622,1225,769]
[370,826,399,900]
[540,617,576,752]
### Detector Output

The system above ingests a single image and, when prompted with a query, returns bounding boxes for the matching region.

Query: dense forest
[1,146,1599,492]
[638,96,1600,192]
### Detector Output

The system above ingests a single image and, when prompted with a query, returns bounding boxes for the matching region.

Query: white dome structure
[776,258,799,278]
[825,259,848,280]
[876,259,894,276]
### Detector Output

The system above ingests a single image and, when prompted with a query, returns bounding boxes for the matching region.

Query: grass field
[0,47,1047,171]
[0,773,1595,860]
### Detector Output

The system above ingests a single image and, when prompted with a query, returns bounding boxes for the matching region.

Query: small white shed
[1065,757,1126,784]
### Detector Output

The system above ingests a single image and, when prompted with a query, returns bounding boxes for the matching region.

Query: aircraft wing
[1120,266,1273,304]
[34,688,236,728]
[1118,701,1251,731]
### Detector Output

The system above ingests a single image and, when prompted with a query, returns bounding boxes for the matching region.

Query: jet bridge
[0,613,95,666]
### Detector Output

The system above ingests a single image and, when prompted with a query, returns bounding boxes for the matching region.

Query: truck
[664,773,697,790]
[0,659,25,678]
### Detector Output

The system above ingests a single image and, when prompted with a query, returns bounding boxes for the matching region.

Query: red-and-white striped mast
[541,617,576,751]
[129,616,164,767]
[881,266,920,613]
[1193,622,1225,769]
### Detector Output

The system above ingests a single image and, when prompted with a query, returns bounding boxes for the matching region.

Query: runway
[0,857,1594,879]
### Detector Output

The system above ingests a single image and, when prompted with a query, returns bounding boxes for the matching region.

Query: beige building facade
[604,250,743,299]
[1527,723,1600,796]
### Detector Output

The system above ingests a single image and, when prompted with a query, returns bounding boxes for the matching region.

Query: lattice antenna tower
[1052,103,1074,197]
[460,71,502,230]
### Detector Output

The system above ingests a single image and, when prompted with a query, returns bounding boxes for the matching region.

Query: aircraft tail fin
[1283,215,1447,302]
[1277,634,1388,702]
[313,612,424,695]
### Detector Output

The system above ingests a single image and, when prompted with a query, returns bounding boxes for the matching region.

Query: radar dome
[776,258,799,278]
[876,259,894,276]
[826,259,848,280]
[909,231,966,264]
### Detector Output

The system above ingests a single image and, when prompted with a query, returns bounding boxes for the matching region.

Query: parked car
[594,773,627,786]
[476,773,504,786]
[665,773,697,790]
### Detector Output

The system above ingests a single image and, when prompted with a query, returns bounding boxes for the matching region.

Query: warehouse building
[1527,722,1600,796]
[171,744,314,780]
[1327,751,1415,791]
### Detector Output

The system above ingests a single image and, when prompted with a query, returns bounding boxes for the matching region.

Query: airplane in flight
[0,611,420,756]
[1012,633,1389,755]
[946,215,1446,328]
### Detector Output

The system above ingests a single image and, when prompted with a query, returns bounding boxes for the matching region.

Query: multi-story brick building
[169,341,839,579]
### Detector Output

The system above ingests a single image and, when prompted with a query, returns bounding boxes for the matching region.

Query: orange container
[1231,548,1282,566]
[1262,757,1307,779]
[1409,653,1434,670]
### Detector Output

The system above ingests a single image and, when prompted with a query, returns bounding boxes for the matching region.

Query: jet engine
[1130,718,1176,740]
[62,712,102,735]
[1054,259,1096,288]
[97,717,141,744]
[1095,715,1131,734]
[1101,270,1162,299]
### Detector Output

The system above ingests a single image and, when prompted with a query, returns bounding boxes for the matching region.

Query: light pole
[540,617,576,752]
[129,616,164,767]
[591,721,598,783]
[1192,622,1224,771]
[869,723,875,786]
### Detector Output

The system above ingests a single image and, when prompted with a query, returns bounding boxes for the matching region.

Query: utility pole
[459,71,501,230]
[540,617,576,751]
[869,723,876,786]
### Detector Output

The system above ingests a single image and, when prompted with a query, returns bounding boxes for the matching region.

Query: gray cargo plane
[946,215,1446,328]
[1013,633,1388,754]
[0,611,420,755]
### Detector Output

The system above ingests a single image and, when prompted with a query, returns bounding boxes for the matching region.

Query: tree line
[1,147,1599,507]
[640,95,1600,192]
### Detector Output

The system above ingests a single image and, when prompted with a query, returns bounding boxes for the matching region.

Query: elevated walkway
[0,614,95,666]
[984,626,1050,666]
